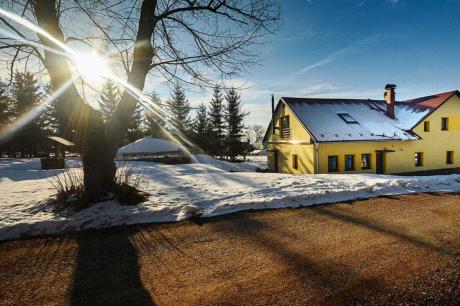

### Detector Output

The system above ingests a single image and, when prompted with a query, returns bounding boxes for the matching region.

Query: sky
[177,0,460,126]
[1,0,460,128]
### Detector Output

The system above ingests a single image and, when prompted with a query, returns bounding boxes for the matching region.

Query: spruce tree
[38,83,60,136]
[225,87,248,160]
[166,83,191,136]
[145,94,168,139]
[98,79,119,123]
[125,103,144,143]
[208,86,225,157]
[10,72,43,156]
[193,103,210,151]
[0,79,11,127]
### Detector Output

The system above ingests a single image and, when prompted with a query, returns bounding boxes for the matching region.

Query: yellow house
[263,85,460,175]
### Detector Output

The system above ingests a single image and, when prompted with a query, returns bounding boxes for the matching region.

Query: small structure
[116,136,190,164]
[41,136,75,169]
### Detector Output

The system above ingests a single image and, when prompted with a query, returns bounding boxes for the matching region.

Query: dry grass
[0,193,459,305]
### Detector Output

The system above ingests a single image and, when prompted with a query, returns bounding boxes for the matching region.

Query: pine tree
[38,83,60,135]
[0,79,12,153]
[225,87,248,160]
[125,103,144,143]
[0,79,11,127]
[145,94,168,139]
[166,83,191,136]
[9,72,43,156]
[193,103,210,151]
[208,86,225,157]
[98,79,119,123]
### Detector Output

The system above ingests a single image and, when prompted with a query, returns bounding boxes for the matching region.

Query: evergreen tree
[208,86,225,157]
[193,103,210,151]
[38,83,60,135]
[166,83,191,136]
[125,103,144,143]
[145,94,168,139]
[225,87,248,160]
[98,79,119,123]
[0,79,12,154]
[0,79,11,127]
[10,72,43,156]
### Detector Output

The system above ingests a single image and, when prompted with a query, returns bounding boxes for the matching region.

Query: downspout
[315,142,320,174]
[271,94,276,134]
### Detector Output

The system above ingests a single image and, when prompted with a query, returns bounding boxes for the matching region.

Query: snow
[1,157,460,241]
[117,136,181,155]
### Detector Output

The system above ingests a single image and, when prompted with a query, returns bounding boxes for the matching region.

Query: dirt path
[1,193,459,305]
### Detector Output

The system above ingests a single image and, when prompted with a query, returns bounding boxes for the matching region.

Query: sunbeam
[0,7,203,164]
[0,78,76,143]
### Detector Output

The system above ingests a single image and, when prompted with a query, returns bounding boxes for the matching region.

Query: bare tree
[0,0,279,201]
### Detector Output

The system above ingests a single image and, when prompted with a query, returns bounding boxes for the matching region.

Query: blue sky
[184,0,460,126]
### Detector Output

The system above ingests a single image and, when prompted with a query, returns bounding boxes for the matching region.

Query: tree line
[1,71,253,160]
[100,81,251,160]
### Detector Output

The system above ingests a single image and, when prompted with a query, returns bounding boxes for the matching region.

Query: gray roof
[282,97,427,142]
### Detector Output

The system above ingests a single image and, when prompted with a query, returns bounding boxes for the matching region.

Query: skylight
[337,113,359,124]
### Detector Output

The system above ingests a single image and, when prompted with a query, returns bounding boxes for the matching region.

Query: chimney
[271,94,276,133]
[384,84,396,119]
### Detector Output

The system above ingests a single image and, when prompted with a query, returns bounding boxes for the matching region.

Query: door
[376,152,385,174]
[268,150,279,172]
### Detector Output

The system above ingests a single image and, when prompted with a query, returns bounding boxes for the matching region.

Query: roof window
[337,113,358,124]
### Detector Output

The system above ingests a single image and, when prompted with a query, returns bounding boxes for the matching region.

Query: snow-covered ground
[1,156,460,241]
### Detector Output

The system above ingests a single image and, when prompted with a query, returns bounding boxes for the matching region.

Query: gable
[263,100,314,143]
[412,93,460,132]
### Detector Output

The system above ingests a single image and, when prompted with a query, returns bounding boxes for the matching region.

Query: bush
[49,164,149,210]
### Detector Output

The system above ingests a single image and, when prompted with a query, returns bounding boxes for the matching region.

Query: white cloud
[287,36,380,81]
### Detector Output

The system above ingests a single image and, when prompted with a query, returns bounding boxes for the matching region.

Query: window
[279,116,290,138]
[441,117,449,131]
[415,152,423,167]
[345,155,355,171]
[424,121,430,132]
[328,156,339,172]
[337,113,359,124]
[361,153,372,170]
[446,151,454,164]
[292,154,299,170]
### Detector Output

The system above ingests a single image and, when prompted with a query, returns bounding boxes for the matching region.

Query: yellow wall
[265,102,311,143]
[318,95,460,174]
[267,95,460,174]
[266,102,316,174]
[267,143,315,174]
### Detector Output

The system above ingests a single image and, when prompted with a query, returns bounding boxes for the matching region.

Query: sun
[71,52,111,85]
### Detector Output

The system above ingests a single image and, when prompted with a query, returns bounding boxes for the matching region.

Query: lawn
[1,193,459,305]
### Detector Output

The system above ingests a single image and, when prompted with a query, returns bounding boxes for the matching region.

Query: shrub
[49,164,149,210]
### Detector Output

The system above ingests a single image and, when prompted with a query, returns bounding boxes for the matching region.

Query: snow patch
[1,157,460,241]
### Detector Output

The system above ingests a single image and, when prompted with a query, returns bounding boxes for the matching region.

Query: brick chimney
[384,84,396,119]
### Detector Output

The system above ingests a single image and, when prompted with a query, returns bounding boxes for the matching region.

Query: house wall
[317,95,460,174]
[266,102,315,174]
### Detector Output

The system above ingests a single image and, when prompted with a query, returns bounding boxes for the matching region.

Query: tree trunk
[34,0,116,201]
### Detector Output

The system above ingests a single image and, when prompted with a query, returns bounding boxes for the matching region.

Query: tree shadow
[70,227,154,306]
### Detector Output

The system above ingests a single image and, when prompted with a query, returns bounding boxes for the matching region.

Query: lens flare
[0,8,202,163]
[71,52,111,85]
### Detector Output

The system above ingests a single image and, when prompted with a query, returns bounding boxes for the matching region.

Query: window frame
[337,113,359,124]
[415,152,424,167]
[446,151,454,165]
[344,154,355,171]
[328,155,339,172]
[423,121,430,132]
[292,154,299,170]
[361,153,372,170]
[441,117,449,131]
